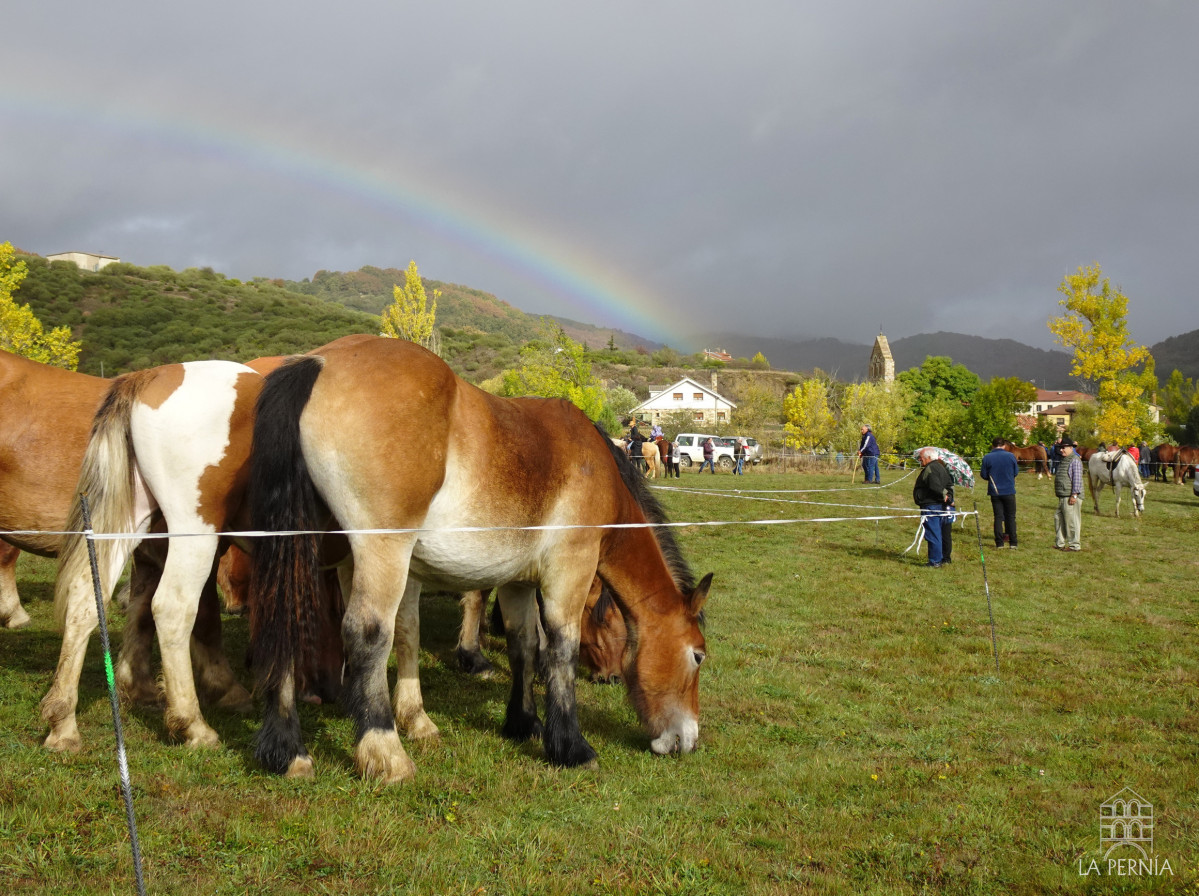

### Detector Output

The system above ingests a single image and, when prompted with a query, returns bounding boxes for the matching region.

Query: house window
[693,411,705,421]
[693,393,703,401]
[717,411,726,421]
[673,393,683,401]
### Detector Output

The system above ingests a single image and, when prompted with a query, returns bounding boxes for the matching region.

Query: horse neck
[599,524,684,621]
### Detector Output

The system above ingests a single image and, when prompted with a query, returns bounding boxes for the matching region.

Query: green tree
[1029,416,1059,447]
[604,385,640,421]
[783,378,835,452]
[951,377,1037,459]
[750,351,770,370]
[1159,369,1197,425]
[499,322,607,422]
[729,376,783,435]
[1,243,81,369]
[1048,264,1156,444]
[380,260,440,352]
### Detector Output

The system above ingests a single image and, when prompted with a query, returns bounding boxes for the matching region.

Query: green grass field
[1,468,1197,894]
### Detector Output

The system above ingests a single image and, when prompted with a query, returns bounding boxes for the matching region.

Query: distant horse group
[1150,443,1199,484]
[612,436,679,479]
[2,338,711,783]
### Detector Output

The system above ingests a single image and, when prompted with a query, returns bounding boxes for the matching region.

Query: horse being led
[248,334,711,783]
[41,361,261,752]
[1086,449,1146,518]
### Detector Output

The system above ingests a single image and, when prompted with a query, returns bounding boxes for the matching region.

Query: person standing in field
[912,448,954,568]
[980,436,1019,549]
[858,424,881,484]
[1054,435,1084,552]
[698,436,717,474]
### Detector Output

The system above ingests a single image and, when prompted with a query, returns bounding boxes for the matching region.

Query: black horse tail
[248,356,326,718]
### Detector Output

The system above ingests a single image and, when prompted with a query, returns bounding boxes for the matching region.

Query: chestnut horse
[1177,445,1199,483]
[248,335,710,783]
[0,350,110,628]
[1151,443,1178,483]
[455,579,628,684]
[41,361,262,752]
[999,440,1049,478]
[612,438,660,478]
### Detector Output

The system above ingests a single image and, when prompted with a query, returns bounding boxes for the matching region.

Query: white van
[673,433,735,470]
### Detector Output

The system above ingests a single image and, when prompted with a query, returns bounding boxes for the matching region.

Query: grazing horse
[999,440,1049,478]
[455,579,628,684]
[41,361,261,752]
[248,334,711,783]
[1086,450,1146,518]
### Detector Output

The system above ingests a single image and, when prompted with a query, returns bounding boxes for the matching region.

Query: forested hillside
[14,256,377,376]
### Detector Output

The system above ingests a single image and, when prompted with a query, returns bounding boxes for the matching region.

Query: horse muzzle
[650,715,699,755]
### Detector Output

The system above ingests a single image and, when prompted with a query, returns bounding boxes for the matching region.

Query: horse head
[619,572,711,755]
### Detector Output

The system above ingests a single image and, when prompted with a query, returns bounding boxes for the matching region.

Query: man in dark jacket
[980,436,1020,549]
[913,448,955,567]
[858,424,881,484]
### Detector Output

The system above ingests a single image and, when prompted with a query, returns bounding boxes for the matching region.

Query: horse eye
[692,649,706,666]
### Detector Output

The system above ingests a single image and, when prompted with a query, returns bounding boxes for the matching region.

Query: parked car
[723,436,762,464]
[673,433,735,470]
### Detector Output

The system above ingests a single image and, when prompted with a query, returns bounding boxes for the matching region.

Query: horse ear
[689,572,713,615]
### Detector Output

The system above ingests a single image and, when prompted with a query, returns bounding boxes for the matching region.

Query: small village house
[631,375,736,428]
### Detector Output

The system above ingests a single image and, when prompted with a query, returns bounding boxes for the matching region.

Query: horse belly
[408,530,538,592]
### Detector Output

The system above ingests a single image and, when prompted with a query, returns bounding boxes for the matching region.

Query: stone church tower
[869,332,894,384]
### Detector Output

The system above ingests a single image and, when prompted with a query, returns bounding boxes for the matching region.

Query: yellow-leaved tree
[783,378,835,452]
[833,380,914,464]
[0,242,81,369]
[1048,264,1155,444]
[380,260,440,353]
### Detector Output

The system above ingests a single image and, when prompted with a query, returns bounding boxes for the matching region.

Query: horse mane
[595,423,695,593]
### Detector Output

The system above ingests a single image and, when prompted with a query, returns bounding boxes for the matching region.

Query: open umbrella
[915,446,975,489]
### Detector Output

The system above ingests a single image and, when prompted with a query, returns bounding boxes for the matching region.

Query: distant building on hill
[868,332,894,384]
[702,347,734,362]
[46,251,120,272]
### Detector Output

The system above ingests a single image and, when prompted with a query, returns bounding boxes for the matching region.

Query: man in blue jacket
[858,424,881,484]
[980,436,1020,549]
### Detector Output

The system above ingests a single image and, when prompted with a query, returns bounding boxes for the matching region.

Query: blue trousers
[862,455,880,483]
[921,504,952,564]
[698,457,716,474]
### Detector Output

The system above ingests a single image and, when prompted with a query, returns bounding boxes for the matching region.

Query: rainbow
[3,93,676,343]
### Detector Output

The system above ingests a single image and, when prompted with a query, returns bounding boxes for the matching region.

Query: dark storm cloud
[3,1,1196,350]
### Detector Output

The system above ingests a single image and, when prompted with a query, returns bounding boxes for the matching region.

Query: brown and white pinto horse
[41,361,261,752]
[248,335,711,783]
[999,440,1050,478]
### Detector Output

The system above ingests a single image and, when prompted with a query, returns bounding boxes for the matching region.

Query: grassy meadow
[1,466,1197,894]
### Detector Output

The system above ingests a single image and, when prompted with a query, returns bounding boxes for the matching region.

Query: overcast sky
[3,2,1196,351]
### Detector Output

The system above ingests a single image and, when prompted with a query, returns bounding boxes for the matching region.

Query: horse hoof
[285,756,316,779]
[215,683,254,714]
[43,730,82,754]
[401,713,440,741]
[2,609,31,629]
[184,725,221,749]
[355,729,416,784]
